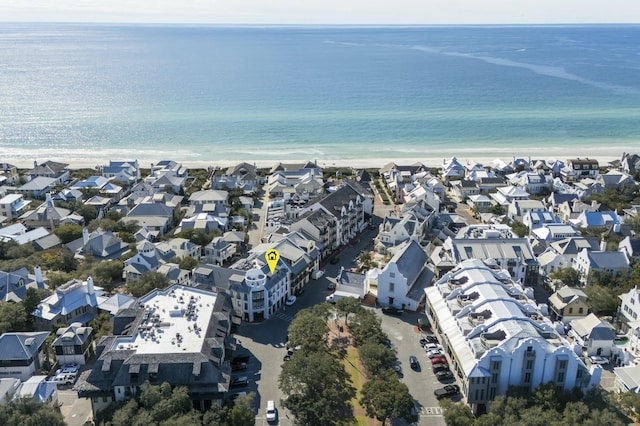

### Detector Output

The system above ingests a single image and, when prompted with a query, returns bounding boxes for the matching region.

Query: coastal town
[1,153,640,425]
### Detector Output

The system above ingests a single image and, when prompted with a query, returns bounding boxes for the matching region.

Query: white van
[266,400,277,422]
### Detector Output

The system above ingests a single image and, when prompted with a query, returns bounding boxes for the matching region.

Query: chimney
[83,228,90,245]
[34,160,38,168]
[45,192,54,207]
[600,239,607,251]
[34,266,43,285]
[86,276,94,294]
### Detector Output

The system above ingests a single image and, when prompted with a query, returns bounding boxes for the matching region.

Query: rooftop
[111,286,216,355]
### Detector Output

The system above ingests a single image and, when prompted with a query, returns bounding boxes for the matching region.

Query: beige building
[548,287,589,324]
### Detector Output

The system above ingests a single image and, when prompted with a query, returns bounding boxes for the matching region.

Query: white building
[618,287,640,332]
[373,239,432,311]
[425,259,598,413]
[569,313,616,358]
[0,332,50,381]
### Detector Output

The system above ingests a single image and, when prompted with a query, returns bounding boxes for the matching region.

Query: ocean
[0,23,639,168]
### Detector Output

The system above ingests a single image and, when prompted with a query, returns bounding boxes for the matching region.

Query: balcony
[480,330,506,349]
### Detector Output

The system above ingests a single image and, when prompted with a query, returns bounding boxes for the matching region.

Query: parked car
[393,365,403,377]
[55,363,79,375]
[589,355,609,365]
[266,400,277,422]
[427,349,444,359]
[327,282,336,291]
[382,306,404,316]
[424,342,442,351]
[285,295,297,306]
[420,336,438,346]
[231,362,247,371]
[432,363,449,373]
[53,372,76,386]
[436,370,455,381]
[330,256,340,264]
[431,356,448,365]
[230,376,249,388]
[434,384,460,400]
[409,356,419,370]
[232,355,250,364]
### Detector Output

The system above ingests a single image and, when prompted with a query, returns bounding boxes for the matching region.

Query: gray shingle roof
[391,240,428,287]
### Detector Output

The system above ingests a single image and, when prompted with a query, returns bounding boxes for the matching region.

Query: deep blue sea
[0,24,639,167]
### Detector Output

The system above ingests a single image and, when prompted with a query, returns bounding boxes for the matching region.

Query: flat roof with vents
[110,285,217,355]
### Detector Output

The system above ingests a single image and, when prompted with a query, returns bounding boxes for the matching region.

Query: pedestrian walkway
[420,406,443,416]
[272,311,294,322]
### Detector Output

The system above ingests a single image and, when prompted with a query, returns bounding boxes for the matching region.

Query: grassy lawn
[343,347,378,425]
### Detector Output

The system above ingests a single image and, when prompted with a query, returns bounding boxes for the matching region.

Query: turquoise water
[0,24,639,165]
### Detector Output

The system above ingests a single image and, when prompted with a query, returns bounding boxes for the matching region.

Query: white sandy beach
[9,151,623,171]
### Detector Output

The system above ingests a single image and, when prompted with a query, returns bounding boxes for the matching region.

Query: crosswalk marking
[273,312,294,322]
[421,406,443,416]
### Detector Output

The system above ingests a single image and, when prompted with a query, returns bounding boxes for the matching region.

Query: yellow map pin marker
[265,249,280,274]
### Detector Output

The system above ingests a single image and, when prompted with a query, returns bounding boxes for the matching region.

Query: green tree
[53,223,83,244]
[0,398,65,426]
[22,287,45,326]
[360,378,417,425]
[334,296,363,325]
[0,301,27,333]
[287,306,330,353]
[348,308,386,346]
[440,399,476,426]
[179,256,198,271]
[509,220,529,237]
[91,260,124,293]
[126,271,170,298]
[279,350,355,426]
[584,284,620,315]
[550,268,582,288]
[89,313,114,339]
[358,342,396,377]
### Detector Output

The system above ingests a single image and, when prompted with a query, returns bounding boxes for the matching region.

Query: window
[63,346,75,355]
[491,373,498,384]
[557,372,565,382]
[489,387,497,399]
[579,307,584,314]
[389,283,395,293]
[524,372,531,384]
[389,272,395,278]
[558,360,567,370]
[569,307,573,314]
[526,359,533,370]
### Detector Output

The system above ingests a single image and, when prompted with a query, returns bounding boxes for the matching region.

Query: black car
[409,356,419,370]
[231,362,247,371]
[232,355,250,364]
[419,335,438,345]
[230,376,249,388]
[434,384,460,400]
[432,363,449,373]
[435,370,455,381]
[327,282,336,291]
[382,306,404,316]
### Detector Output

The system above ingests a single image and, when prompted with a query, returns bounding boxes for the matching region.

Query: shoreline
[9,152,623,171]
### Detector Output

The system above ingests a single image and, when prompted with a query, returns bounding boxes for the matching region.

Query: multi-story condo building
[425,259,600,414]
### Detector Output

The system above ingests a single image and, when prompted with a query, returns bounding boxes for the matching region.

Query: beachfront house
[24,160,70,185]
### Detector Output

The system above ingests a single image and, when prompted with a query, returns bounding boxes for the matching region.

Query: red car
[430,356,447,365]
